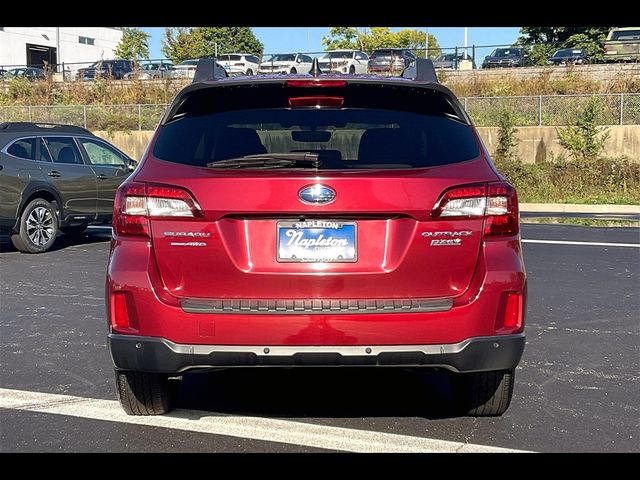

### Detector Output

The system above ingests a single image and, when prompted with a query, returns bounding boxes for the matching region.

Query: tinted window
[270,54,296,62]
[79,138,126,166]
[43,137,84,165]
[355,52,368,60]
[325,52,353,59]
[220,55,242,61]
[300,55,313,63]
[247,56,260,64]
[7,138,36,160]
[154,108,478,170]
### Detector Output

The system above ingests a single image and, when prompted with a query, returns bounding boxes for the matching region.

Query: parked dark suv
[76,60,136,80]
[482,47,531,68]
[0,122,136,253]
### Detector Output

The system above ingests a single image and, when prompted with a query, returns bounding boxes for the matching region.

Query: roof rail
[0,122,92,134]
[192,57,222,83]
[401,58,439,83]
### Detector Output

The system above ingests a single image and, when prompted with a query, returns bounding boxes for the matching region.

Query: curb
[520,203,640,214]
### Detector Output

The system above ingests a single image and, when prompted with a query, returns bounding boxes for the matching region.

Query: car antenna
[309,57,323,77]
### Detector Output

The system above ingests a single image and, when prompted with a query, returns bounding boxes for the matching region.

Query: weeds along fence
[0,94,638,130]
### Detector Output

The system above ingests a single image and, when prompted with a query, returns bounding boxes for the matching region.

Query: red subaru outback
[107,59,526,416]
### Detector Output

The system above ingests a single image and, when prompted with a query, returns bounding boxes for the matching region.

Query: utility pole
[464,27,468,59]
[56,27,61,73]
[425,28,429,58]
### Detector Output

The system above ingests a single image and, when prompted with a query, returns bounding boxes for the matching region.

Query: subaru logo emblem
[298,184,336,205]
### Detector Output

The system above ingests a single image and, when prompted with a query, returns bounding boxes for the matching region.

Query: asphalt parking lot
[1,223,638,452]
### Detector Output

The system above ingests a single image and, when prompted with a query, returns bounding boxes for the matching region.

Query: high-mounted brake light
[114,182,203,237]
[286,80,347,88]
[288,96,344,108]
[430,181,519,237]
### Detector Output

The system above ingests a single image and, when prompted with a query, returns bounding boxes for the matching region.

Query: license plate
[277,221,357,263]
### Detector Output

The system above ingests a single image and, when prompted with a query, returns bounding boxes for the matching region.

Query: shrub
[494,106,519,161]
[557,96,610,161]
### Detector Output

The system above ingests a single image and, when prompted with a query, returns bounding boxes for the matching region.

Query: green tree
[322,27,440,58]
[557,96,610,161]
[518,27,613,65]
[162,27,263,62]
[114,28,150,60]
[494,106,519,162]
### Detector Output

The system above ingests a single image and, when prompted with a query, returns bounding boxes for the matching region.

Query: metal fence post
[464,97,468,110]
[620,93,624,125]
[138,104,142,131]
[28,105,32,122]
[83,105,87,129]
[538,95,543,126]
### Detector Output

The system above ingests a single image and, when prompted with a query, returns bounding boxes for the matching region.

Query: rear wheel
[349,65,356,74]
[246,68,253,75]
[115,370,173,415]
[454,369,515,416]
[290,67,297,74]
[11,198,58,253]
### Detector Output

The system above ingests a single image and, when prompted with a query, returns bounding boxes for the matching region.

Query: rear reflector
[111,292,130,329]
[289,96,344,108]
[286,80,347,88]
[114,182,202,237]
[431,181,519,237]
[503,292,522,329]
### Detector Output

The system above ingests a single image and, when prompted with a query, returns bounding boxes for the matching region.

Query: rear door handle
[47,171,61,178]
[96,174,109,180]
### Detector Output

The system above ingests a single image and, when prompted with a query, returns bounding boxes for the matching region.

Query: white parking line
[0,388,530,453]
[522,239,640,248]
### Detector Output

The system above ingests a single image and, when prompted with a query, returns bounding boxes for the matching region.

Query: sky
[141,27,521,59]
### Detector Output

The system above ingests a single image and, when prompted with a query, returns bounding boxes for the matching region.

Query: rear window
[153,84,479,170]
[220,55,242,61]
[610,30,640,41]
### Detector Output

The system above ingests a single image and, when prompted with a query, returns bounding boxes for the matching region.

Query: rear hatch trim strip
[181,297,453,315]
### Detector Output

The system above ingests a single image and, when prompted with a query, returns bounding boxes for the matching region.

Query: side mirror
[296,58,302,63]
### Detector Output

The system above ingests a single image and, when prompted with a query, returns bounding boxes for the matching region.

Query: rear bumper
[109,333,525,373]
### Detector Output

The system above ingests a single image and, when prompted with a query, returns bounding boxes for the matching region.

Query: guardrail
[0,94,638,130]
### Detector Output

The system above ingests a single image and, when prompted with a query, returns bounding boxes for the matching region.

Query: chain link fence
[464,93,640,126]
[0,94,638,130]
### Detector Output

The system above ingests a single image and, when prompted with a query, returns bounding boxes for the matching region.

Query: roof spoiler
[401,58,439,83]
[192,57,222,83]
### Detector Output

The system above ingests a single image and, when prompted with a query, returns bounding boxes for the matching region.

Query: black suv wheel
[11,198,58,253]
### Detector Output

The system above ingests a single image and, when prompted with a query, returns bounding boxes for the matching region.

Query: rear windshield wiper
[206,152,322,169]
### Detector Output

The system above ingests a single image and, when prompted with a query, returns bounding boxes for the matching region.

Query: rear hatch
[130,80,500,301]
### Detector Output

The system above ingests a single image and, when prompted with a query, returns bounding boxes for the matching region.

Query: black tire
[60,225,88,236]
[115,370,173,415]
[246,68,253,75]
[349,65,356,74]
[290,67,297,74]
[11,198,58,253]
[454,368,515,417]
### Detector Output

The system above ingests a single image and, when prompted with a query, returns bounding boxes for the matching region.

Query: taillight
[113,182,203,238]
[430,181,519,237]
[288,96,344,108]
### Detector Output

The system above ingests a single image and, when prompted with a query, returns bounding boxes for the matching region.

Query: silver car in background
[170,59,227,79]
[217,54,261,76]
[258,53,314,74]
[318,50,369,74]
[124,61,174,80]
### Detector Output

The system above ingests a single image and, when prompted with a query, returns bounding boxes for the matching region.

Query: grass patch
[494,155,640,205]
[522,217,640,228]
